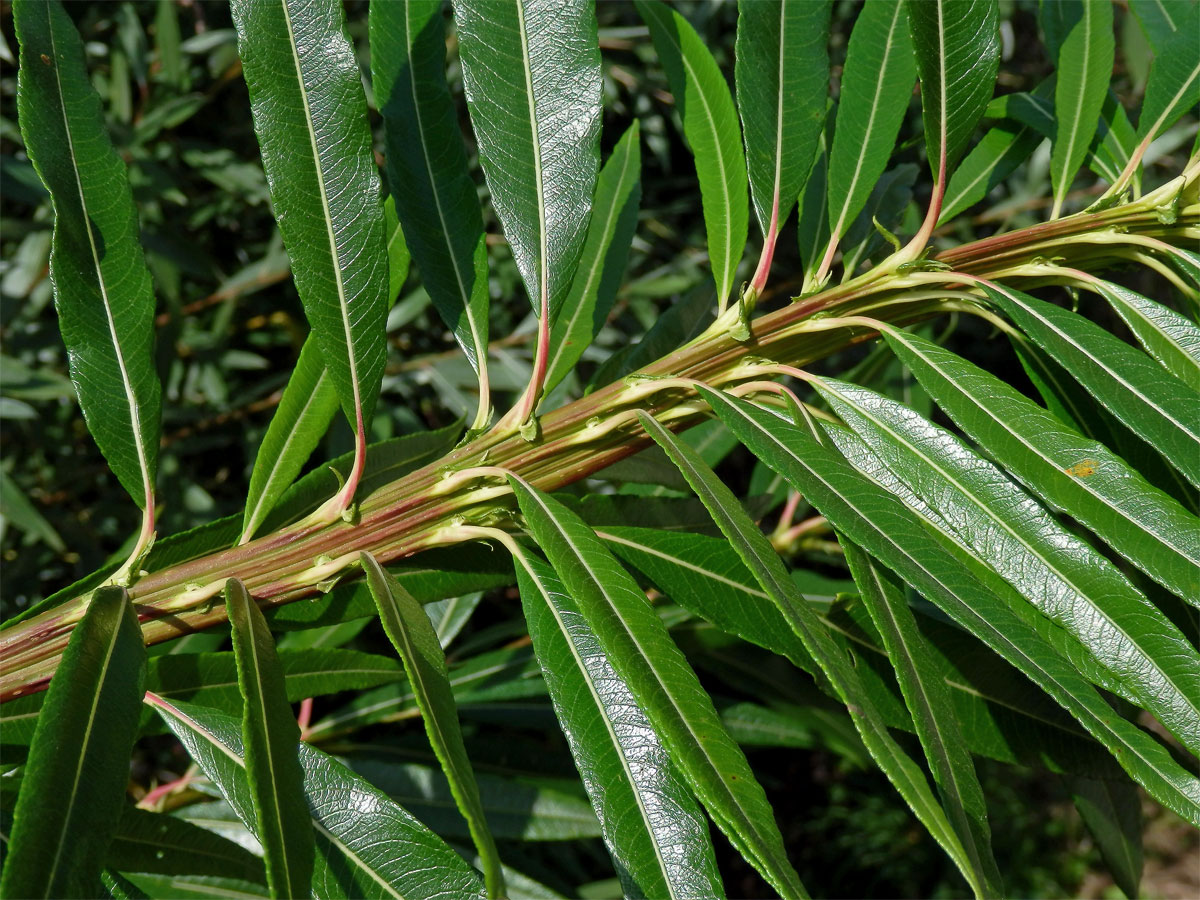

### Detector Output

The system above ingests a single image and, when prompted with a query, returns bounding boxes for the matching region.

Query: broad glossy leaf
[545,121,642,394]
[455,0,601,325]
[1048,0,1114,217]
[226,579,313,898]
[1092,281,1200,390]
[906,0,1000,180]
[240,337,339,543]
[827,0,917,243]
[513,550,725,899]
[984,283,1200,488]
[736,0,831,240]
[107,807,266,884]
[150,696,486,899]
[638,414,987,897]
[1066,774,1143,900]
[1138,5,1200,141]
[637,0,749,307]
[882,326,1200,602]
[697,385,1200,825]
[372,0,491,428]
[507,477,807,898]
[14,0,161,512]
[1,587,145,899]
[361,552,504,898]
[231,0,388,430]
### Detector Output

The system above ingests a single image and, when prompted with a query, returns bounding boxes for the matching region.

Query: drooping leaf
[1092,281,1200,391]
[230,0,389,432]
[0,587,146,899]
[372,0,491,429]
[1137,4,1200,142]
[361,552,505,898]
[106,807,266,885]
[826,0,917,244]
[636,0,749,308]
[507,476,807,898]
[14,0,161,514]
[225,578,314,898]
[513,550,725,899]
[736,0,831,240]
[1065,774,1144,900]
[545,121,642,394]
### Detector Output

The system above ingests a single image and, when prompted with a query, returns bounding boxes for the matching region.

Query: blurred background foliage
[1,1,1196,896]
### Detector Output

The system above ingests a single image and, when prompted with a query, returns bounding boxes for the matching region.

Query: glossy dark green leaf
[455,0,601,327]
[906,0,1000,180]
[882,326,1200,603]
[736,0,830,242]
[372,0,491,430]
[107,807,266,884]
[941,119,1041,225]
[984,282,1200,488]
[507,477,806,898]
[513,549,725,899]
[827,0,917,245]
[636,0,749,308]
[697,385,1200,825]
[225,579,313,898]
[149,695,486,899]
[14,0,161,515]
[361,552,504,898]
[1092,281,1200,390]
[796,106,831,282]
[231,0,388,432]
[545,121,642,394]
[1138,5,1200,142]
[1,586,146,899]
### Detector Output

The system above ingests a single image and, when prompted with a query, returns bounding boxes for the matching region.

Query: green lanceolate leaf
[383,195,412,305]
[815,376,1200,755]
[545,121,642,394]
[1137,4,1200,142]
[361,552,505,899]
[513,549,725,900]
[240,337,339,544]
[1065,774,1144,900]
[225,579,314,899]
[697,385,1200,825]
[149,695,486,899]
[107,808,266,885]
[1129,0,1196,52]
[637,413,990,898]
[1092,281,1200,390]
[906,0,1000,181]
[736,0,831,241]
[1,586,146,899]
[826,0,917,246]
[1048,0,1114,218]
[13,0,161,516]
[842,542,1001,898]
[983,282,1200,488]
[507,476,807,898]
[231,0,389,432]
[455,0,601,327]
[371,0,491,430]
[881,326,1200,603]
[637,0,749,308]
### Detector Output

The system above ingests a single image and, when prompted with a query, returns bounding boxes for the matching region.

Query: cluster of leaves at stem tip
[1,0,1198,898]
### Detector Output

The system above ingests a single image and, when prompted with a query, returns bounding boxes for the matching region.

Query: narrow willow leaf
[940,124,1042,224]
[1093,281,1200,390]
[383,195,411,305]
[698,385,1200,825]
[101,870,150,900]
[1048,0,1114,218]
[815,376,1200,755]
[361,552,504,899]
[1129,0,1196,52]
[240,337,339,543]
[842,542,1002,897]
[907,0,1000,180]
[637,414,989,898]
[545,121,642,394]
[372,0,491,428]
[507,477,807,898]
[455,0,601,326]
[14,0,161,516]
[231,0,388,435]
[107,807,266,885]
[123,873,267,900]
[513,550,725,900]
[1138,5,1200,142]
[1065,774,1143,900]
[636,0,749,307]
[984,282,1200,488]
[736,0,831,240]
[225,579,313,898]
[796,107,831,279]
[1,587,146,899]
[1089,90,1139,184]
[839,163,918,278]
[149,695,487,899]
[827,0,917,243]
[0,468,66,552]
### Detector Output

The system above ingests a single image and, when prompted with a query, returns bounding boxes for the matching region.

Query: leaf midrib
[1053,2,1095,206]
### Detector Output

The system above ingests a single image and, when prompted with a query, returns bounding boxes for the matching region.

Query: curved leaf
[1092,281,1200,390]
